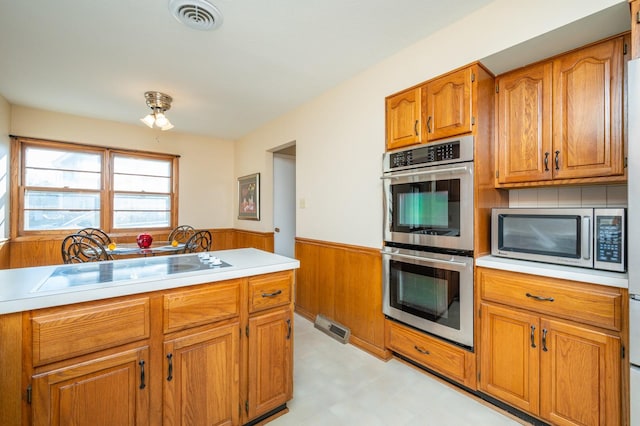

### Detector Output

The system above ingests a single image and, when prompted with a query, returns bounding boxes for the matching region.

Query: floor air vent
[314,314,350,344]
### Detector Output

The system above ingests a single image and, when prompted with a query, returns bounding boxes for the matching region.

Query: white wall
[235,0,624,249]
[10,106,236,230]
[0,95,10,240]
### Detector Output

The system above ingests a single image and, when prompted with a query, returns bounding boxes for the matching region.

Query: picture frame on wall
[237,173,260,220]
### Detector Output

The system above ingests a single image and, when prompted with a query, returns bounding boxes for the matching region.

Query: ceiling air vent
[169,0,223,31]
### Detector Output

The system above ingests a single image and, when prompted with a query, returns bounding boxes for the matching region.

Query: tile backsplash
[508,185,627,208]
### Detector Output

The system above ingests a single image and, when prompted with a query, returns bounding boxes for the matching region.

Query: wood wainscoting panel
[6,228,272,269]
[10,238,62,269]
[294,238,389,359]
[0,240,10,269]
[234,229,274,252]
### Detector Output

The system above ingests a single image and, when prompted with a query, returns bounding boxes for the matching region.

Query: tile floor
[270,314,531,426]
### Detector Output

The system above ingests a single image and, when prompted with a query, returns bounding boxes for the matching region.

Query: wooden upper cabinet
[552,36,625,180]
[496,62,553,184]
[495,35,626,186]
[424,67,473,141]
[385,87,422,150]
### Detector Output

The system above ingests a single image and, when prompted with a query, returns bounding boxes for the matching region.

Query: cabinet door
[32,346,150,426]
[425,67,473,141]
[479,303,540,415]
[539,318,621,426]
[496,62,553,184]
[552,36,625,180]
[386,87,422,150]
[247,307,292,421]
[163,324,239,426]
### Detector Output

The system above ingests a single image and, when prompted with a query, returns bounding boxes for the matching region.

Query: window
[11,137,178,236]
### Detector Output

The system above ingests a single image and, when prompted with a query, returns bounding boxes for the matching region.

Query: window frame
[10,136,179,239]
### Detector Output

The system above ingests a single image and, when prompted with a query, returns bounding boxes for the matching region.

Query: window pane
[25,147,101,172]
[25,168,101,189]
[25,210,99,230]
[24,190,100,230]
[113,211,170,229]
[114,156,171,177]
[113,174,170,192]
[114,194,170,210]
[25,190,100,209]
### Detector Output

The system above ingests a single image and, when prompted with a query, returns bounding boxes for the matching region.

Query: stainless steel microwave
[491,208,626,272]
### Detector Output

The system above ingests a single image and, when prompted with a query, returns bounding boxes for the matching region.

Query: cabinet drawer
[163,280,241,333]
[249,272,292,313]
[385,320,475,388]
[32,298,150,366]
[478,268,623,331]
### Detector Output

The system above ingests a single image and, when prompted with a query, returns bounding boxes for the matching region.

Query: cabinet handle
[262,289,282,298]
[414,120,419,136]
[530,325,536,348]
[414,345,430,355]
[526,293,554,302]
[427,116,432,133]
[554,150,560,170]
[167,353,173,382]
[542,329,548,352]
[544,152,549,171]
[139,360,146,389]
[286,319,292,340]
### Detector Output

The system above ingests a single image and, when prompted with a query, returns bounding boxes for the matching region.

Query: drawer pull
[167,353,173,382]
[262,289,283,298]
[542,329,548,352]
[526,293,554,302]
[530,325,536,348]
[139,360,146,389]
[414,345,430,355]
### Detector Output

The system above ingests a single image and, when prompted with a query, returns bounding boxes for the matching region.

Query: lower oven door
[382,247,474,349]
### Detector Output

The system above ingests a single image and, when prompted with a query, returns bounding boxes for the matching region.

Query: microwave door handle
[381,250,468,267]
[582,216,591,260]
[381,165,469,180]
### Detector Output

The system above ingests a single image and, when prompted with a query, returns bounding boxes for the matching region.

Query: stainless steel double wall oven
[382,135,475,349]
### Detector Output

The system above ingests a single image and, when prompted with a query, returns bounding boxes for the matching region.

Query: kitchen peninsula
[0,248,299,426]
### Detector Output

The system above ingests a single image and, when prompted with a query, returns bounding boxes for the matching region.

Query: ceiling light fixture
[141,91,174,131]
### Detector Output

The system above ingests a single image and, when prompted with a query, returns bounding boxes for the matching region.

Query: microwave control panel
[595,215,624,265]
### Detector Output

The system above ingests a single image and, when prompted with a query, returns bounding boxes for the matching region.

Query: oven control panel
[383,135,474,172]
[594,208,626,272]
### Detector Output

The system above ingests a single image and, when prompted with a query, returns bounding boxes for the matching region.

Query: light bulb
[140,114,155,128]
[161,121,174,131]
[155,112,168,127]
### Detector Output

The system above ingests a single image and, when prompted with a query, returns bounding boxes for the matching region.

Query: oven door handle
[381,250,469,267]
[380,165,469,180]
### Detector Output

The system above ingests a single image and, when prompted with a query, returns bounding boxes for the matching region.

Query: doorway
[272,144,296,258]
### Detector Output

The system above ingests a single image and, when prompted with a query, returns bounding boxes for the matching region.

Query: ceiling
[0,0,498,140]
[0,1,631,141]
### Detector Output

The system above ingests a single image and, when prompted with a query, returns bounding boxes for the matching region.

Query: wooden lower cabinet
[32,346,150,426]
[478,267,624,426]
[6,270,295,426]
[247,307,293,420]
[385,320,477,389]
[163,324,239,426]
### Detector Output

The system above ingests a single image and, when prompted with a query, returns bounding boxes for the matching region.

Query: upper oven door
[382,161,474,251]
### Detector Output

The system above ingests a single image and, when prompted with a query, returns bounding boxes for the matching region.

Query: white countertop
[476,255,628,289]
[0,248,300,315]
